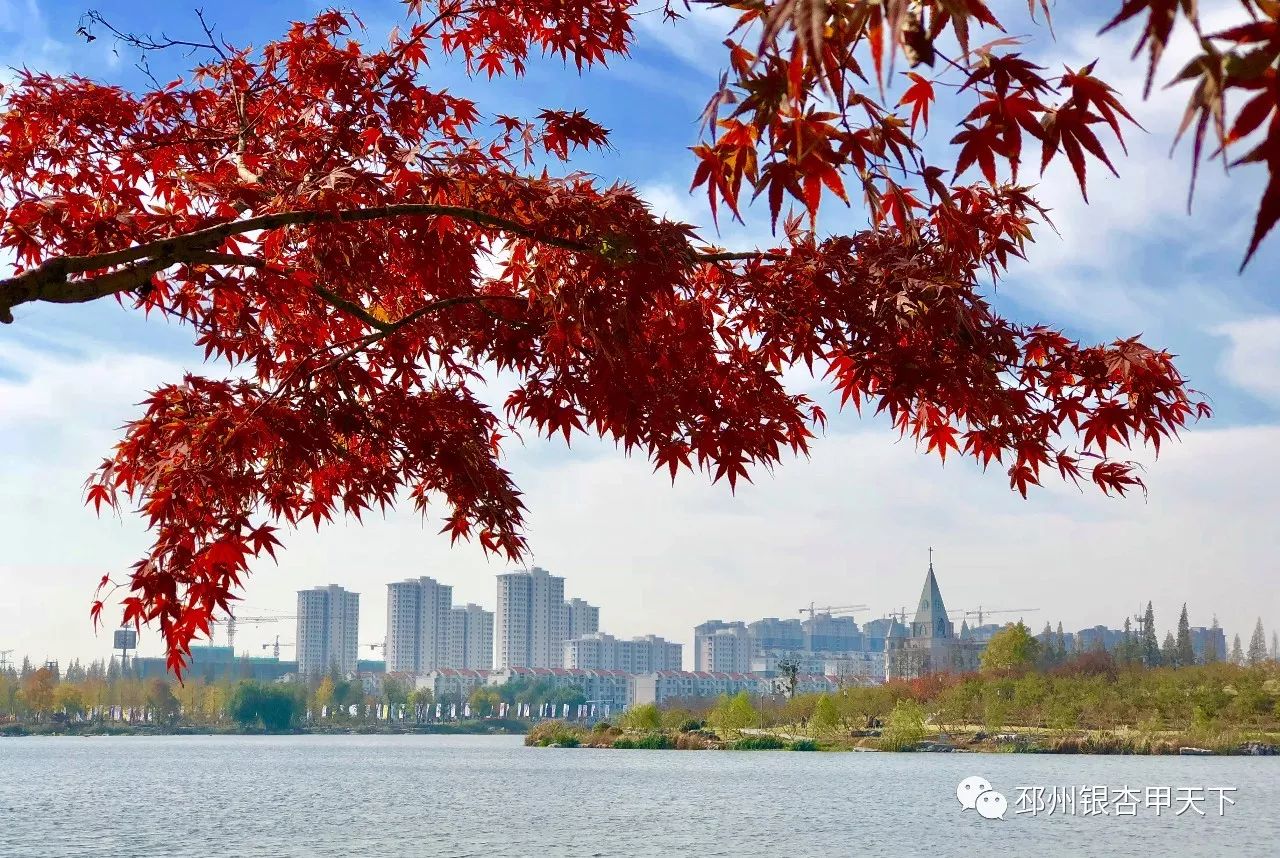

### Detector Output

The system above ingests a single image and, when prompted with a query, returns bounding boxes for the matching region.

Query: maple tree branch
[697,250,785,262]
[312,284,394,332]
[363,293,529,343]
[245,292,532,425]
[315,293,532,370]
[0,203,779,323]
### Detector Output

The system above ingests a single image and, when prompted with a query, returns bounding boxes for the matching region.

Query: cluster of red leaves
[0,1,1230,675]
[692,0,1280,265]
[692,0,1135,227]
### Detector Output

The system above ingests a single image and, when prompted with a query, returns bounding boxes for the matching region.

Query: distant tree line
[1031,605,1274,670]
[0,657,601,731]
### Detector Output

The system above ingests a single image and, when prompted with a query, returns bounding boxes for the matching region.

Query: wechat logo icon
[957,776,1007,820]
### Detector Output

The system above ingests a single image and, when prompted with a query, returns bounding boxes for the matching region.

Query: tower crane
[261,636,296,659]
[884,607,910,625]
[799,603,869,621]
[212,614,297,651]
[958,607,1040,626]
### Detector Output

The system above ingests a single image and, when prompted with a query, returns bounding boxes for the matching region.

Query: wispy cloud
[631,5,738,78]
[1214,316,1280,407]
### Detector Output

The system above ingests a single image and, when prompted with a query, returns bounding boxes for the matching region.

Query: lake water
[1,734,1277,856]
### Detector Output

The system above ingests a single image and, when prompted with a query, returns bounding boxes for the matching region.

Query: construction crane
[212,614,297,651]
[365,642,386,652]
[958,607,1040,626]
[799,603,869,621]
[878,608,911,633]
[261,636,296,659]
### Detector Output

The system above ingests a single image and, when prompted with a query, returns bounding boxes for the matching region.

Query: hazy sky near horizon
[1,0,1277,669]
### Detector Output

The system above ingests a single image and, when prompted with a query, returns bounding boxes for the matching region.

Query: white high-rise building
[565,598,600,640]
[693,620,749,672]
[495,567,566,668]
[697,624,751,674]
[296,585,360,676]
[564,633,682,673]
[449,603,495,669]
[385,577,453,674]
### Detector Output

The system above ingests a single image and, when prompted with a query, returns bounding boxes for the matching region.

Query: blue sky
[2,0,1277,666]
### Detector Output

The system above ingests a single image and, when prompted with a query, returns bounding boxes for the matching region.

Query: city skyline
[6,554,1270,675]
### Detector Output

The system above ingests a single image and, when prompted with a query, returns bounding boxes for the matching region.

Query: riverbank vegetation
[0,662,527,736]
[529,649,1280,755]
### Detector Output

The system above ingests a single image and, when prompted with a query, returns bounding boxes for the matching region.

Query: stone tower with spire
[887,553,982,680]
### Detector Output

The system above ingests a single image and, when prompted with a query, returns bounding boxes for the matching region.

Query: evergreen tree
[1117,617,1136,665]
[1142,602,1160,667]
[1248,619,1267,666]
[1272,631,1278,661]
[1056,622,1066,659]
[1230,634,1245,666]
[1206,616,1222,663]
[1161,631,1177,666]
[1175,604,1195,668]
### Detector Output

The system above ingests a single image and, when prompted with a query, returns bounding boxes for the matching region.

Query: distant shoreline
[0,719,531,738]
[523,720,1280,756]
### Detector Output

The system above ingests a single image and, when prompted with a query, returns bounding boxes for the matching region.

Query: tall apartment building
[803,613,862,652]
[564,633,683,673]
[748,617,805,651]
[1191,626,1228,663]
[693,620,750,672]
[296,585,360,676]
[449,603,495,670]
[496,567,567,668]
[862,617,908,652]
[697,624,751,674]
[1076,625,1125,652]
[565,598,600,640]
[385,577,453,674]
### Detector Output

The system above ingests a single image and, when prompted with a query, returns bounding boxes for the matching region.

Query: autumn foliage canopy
[1,0,1274,674]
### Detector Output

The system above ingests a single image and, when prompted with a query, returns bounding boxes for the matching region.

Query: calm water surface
[2,734,1277,856]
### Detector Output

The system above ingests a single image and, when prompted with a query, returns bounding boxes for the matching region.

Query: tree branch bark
[0,203,778,323]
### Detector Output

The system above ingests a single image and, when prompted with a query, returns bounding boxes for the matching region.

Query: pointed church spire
[911,553,952,639]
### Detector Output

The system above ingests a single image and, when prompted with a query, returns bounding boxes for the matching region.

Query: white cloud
[632,5,739,77]
[1214,316,1280,405]
[0,339,190,667]
[638,182,701,225]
